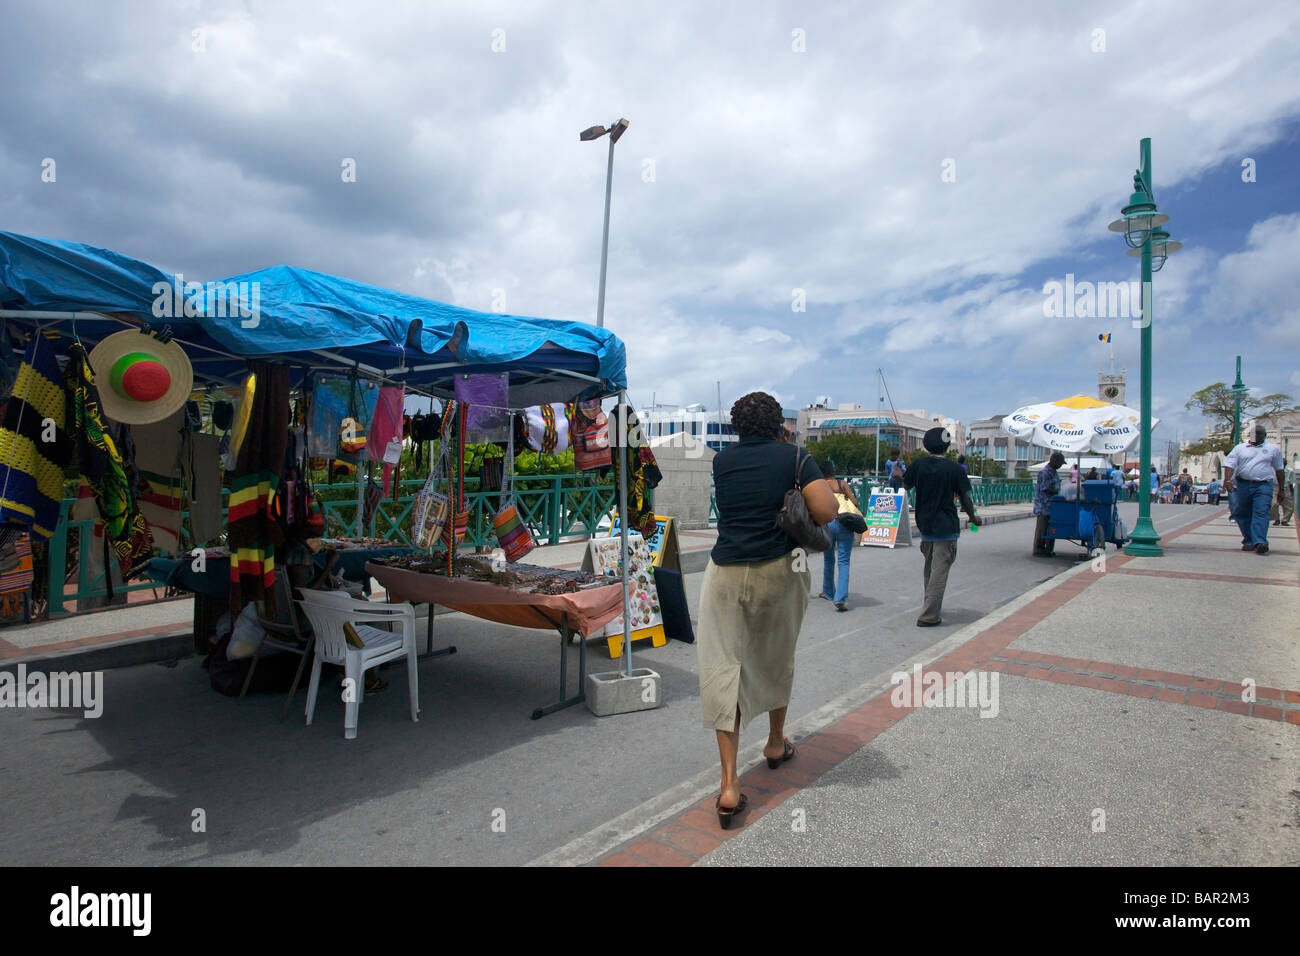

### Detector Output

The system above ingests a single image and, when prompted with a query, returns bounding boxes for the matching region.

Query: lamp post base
[1124,517,1164,557]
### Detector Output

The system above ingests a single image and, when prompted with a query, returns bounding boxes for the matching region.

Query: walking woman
[818,460,859,611]
[698,392,838,828]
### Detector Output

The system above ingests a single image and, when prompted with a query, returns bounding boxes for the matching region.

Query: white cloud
[0,0,1297,426]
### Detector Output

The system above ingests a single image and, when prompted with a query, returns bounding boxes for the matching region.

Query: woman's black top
[711,437,823,565]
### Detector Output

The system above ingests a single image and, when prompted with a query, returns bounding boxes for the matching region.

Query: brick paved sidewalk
[592,508,1300,866]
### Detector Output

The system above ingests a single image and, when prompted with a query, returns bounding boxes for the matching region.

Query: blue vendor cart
[1044,479,1127,553]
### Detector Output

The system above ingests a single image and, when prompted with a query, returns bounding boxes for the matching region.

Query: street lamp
[1230,355,1247,447]
[582,117,633,677]
[1109,137,1178,557]
[580,117,629,329]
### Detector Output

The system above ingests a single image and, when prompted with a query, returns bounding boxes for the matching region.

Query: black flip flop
[716,792,749,830]
[766,738,796,769]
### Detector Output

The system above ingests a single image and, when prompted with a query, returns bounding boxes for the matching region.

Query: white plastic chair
[296,589,419,739]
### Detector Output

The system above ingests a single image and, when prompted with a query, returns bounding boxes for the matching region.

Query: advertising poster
[861,489,905,548]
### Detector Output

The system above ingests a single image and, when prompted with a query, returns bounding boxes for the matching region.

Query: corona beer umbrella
[1001,395,1154,455]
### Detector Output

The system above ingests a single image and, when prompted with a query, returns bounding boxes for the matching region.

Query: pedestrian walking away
[1269,474,1294,527]
[903,427,982,627]
[819,461,861,611]
[1222,423,1284,554]
[885,448,905,492]
[1206,477,1222,506]
[1033,451,1066,556]
[698,391,838,828]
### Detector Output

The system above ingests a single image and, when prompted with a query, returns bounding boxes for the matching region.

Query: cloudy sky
[2,0,1298,443]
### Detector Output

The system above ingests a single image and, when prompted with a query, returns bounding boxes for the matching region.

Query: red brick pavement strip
[1110,567,1298,587]
[983,651,1300,722]
[591,508,1284,867]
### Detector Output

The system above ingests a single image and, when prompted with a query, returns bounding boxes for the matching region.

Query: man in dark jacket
[903,427,981,627]
[1033,451,1066,556]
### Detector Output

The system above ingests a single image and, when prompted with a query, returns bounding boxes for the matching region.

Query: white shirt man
[1222,425,1285,554]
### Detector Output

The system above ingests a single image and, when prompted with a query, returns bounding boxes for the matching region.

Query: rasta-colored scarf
[228,361,289,613]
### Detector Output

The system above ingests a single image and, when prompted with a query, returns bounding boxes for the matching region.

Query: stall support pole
[618,393,632,678]
[530,612,586,719]
[355,457,365,537]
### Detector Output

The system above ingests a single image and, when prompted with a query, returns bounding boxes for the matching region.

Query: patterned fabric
[0,533,35,594]
[524,403,569,455]
[228,362,289,612]
[569,400,611,471]
[133,409,185,555]
[0,333,71,538]
[612,406,662,537]
[65,344,153,567]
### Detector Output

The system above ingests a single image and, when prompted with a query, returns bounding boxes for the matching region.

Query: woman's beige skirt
[697,553,810,731]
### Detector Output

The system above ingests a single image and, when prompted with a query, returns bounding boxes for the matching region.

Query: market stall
[0,230,638,718]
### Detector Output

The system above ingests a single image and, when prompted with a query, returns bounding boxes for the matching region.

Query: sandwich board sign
[861,488,906,548]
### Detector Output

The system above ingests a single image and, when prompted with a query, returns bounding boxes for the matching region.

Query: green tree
[1183,383,1298,455]
[806,432,881,473]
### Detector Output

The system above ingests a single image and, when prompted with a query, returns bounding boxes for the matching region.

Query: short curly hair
[730,391,784,440]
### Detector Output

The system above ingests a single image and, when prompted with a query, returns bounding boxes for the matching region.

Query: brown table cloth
[366,562,626,637]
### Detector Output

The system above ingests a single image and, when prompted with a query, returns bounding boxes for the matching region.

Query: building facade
[638,407,737,453]
[967,415,1052,477]
[796,401,964,456]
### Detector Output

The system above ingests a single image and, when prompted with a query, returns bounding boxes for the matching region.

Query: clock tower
[1099,368,1126,405]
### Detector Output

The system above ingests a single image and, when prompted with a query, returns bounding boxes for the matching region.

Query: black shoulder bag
[776,448,833,553]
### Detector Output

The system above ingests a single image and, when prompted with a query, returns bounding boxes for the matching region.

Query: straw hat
[88,329,194,425]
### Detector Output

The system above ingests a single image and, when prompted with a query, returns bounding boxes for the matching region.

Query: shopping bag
[492,504,535,562]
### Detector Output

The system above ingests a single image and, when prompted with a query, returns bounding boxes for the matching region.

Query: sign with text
[609,514,680,571]
[861,489,905,548]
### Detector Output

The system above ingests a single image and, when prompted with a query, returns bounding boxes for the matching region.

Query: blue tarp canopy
[0,231,627,404]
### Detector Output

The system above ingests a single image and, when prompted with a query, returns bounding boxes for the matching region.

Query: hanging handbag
[412,438,450,550]
[491,427,536,562]
[571,400,612,471]
[776,449,833,553]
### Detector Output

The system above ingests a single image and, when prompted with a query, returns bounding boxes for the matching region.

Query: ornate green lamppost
[1109,138,1180,557]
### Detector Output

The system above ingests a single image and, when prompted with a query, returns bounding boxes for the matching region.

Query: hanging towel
[0,333,72,538]
[455,372,510,442]
[307,376,349,457]
[367,385,405,494]
[133,409,186,555]
[228,362,289,613]
[184,431,223,547]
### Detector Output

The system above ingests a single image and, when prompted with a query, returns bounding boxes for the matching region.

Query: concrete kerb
[526,554,1090,867]
[0,629,194,675]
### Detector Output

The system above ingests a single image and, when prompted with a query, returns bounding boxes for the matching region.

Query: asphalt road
[0,503,1215,865]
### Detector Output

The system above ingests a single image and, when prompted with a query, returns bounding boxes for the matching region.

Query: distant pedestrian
[1177,468,1193,504]
[1149,466,1158,503]
[1223,423,1284,554]
[1206,477,1222,506]
[903,427,981,627]
[1033,451,1066,556]
[1085,467,1099,481]
[885,448,905,492]
[1107,464,1125,491]
[1272,478,1294,526]
[957,454,968,474]
[818,461,860,611]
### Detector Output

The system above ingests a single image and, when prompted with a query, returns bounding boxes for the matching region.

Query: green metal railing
[706,475,1036,526]
[45,473,620,615]
[316,475,617,546]
[46,498,176,616]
